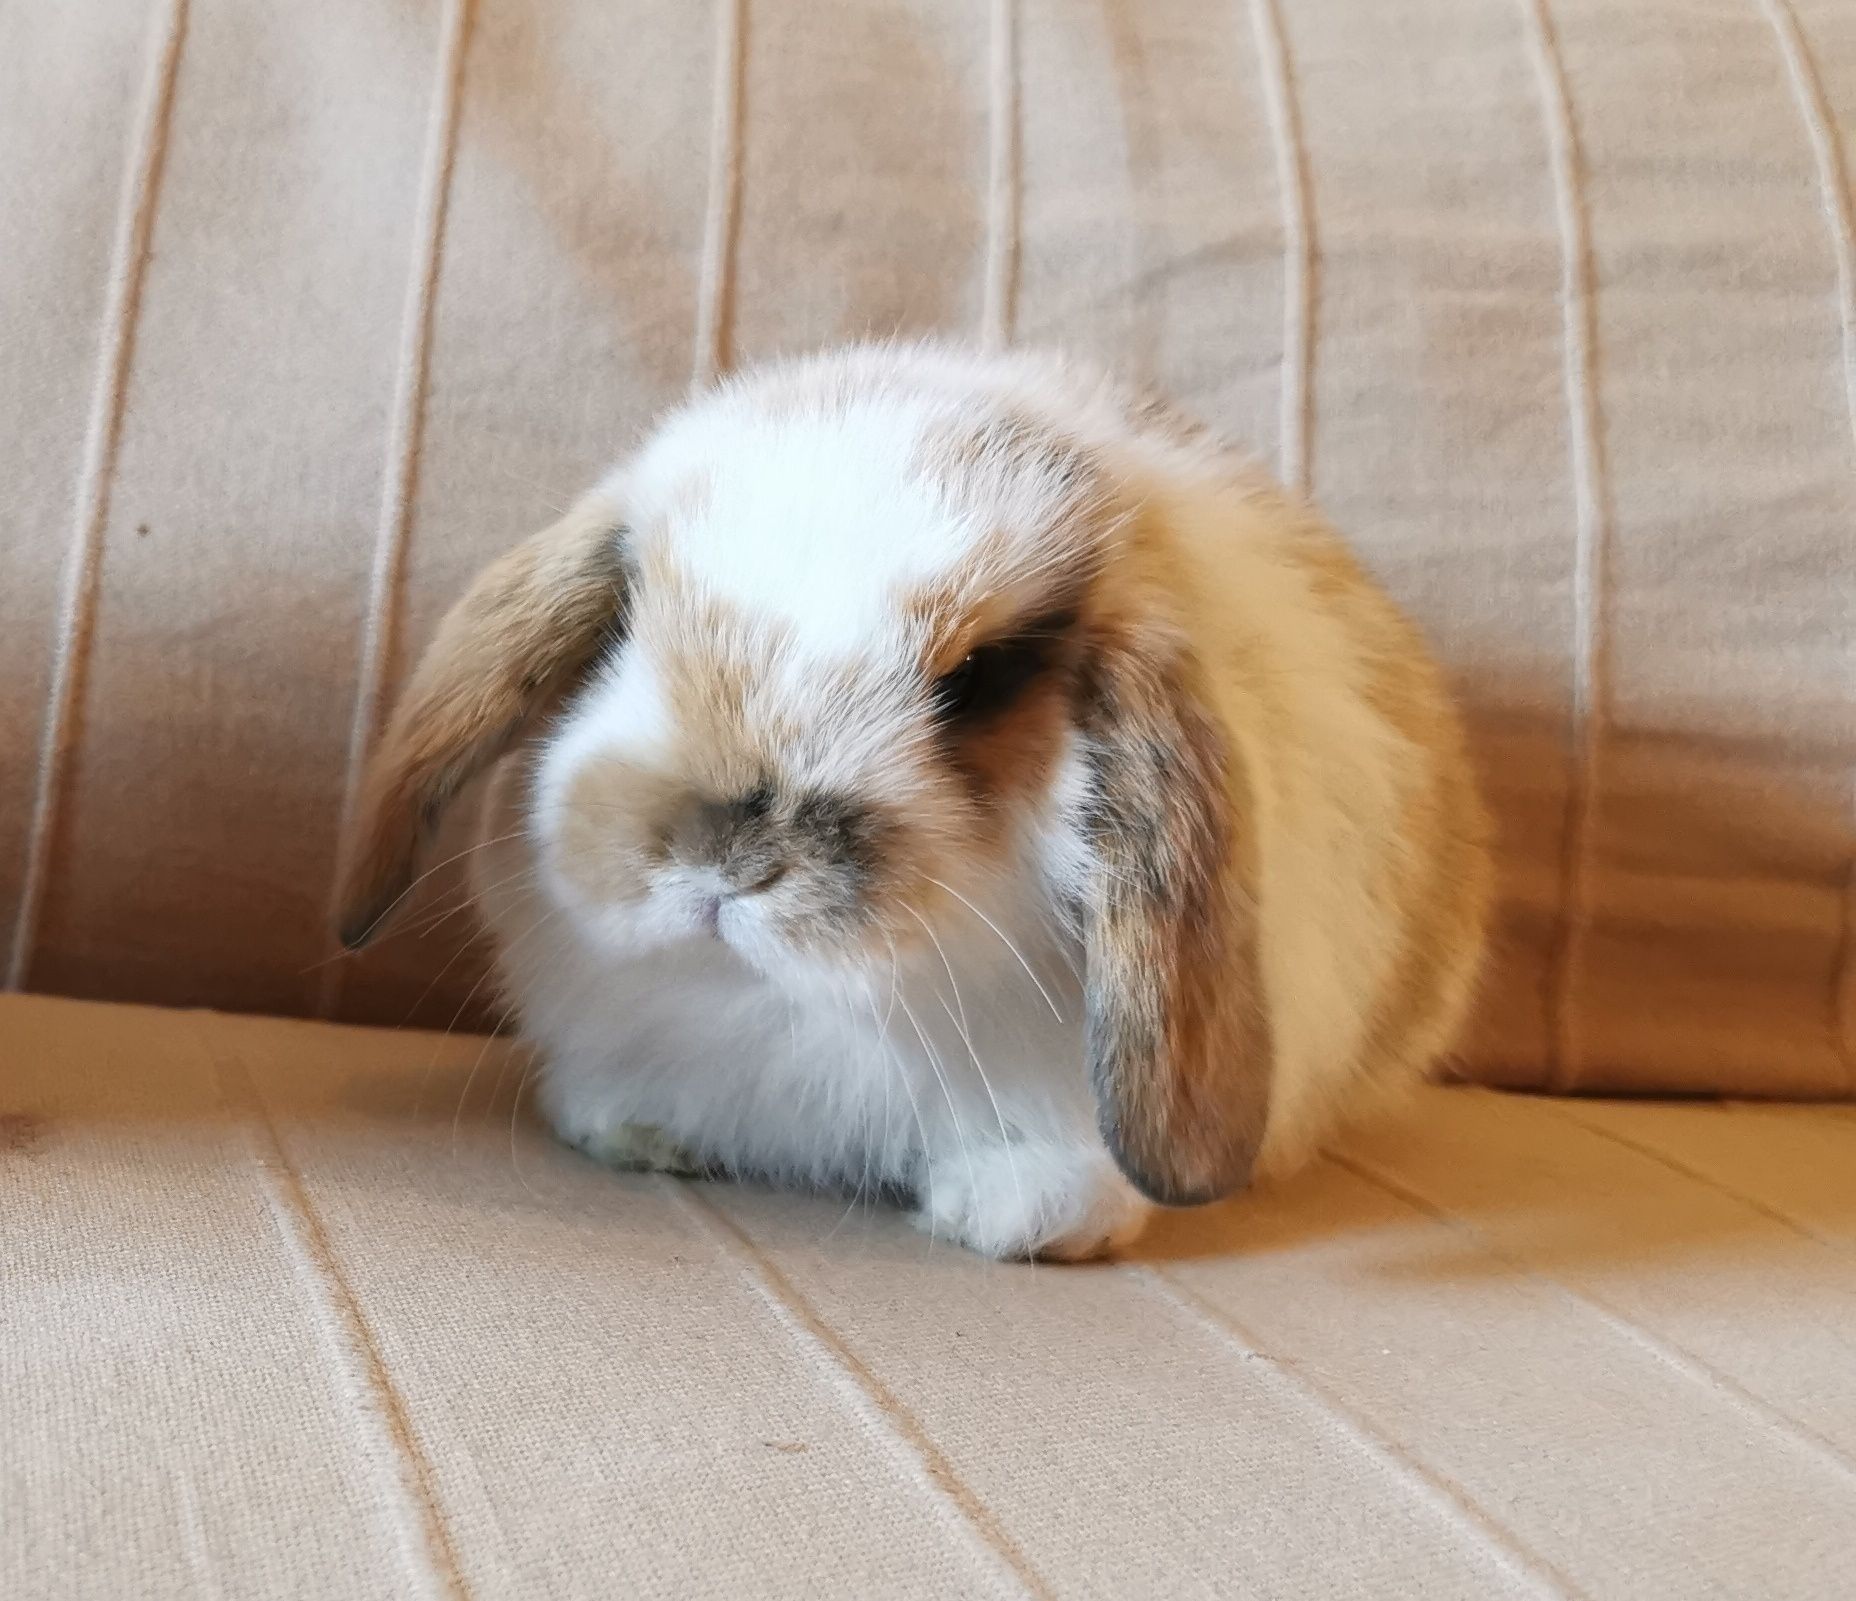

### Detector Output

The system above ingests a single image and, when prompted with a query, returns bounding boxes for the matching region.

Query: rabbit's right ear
[336,492,630,950]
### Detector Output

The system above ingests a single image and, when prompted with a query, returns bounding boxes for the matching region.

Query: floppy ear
[1078,614,1273,1206]
[336,492,630,949]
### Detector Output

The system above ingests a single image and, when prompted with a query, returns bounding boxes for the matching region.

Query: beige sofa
[5,3,1854,1596]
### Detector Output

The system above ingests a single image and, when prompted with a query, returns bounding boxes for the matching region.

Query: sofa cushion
[5,993,1855,1597]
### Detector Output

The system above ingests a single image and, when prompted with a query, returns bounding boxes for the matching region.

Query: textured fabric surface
[2,0,1853,1095]
[5,991,1856,1598]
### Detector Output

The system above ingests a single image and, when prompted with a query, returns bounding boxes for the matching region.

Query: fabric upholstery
[2,0,1853,1095]
[6,992,1856,1598]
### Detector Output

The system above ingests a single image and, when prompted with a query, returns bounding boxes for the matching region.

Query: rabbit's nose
[667,789,788,892]
[668,788,764,856]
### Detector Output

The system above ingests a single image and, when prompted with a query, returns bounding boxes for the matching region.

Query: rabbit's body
[345,344,1490,1261]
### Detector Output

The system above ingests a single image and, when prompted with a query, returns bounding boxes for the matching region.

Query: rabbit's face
[533,396,1106,982]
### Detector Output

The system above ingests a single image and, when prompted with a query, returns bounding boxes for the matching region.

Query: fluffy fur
[339,343,1492,1261]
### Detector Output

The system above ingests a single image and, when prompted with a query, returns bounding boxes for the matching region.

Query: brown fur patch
[922,411,1093,501]
[1277,516,1494,1096]
[337,494,629,947]
[1338,594,1493,1087]
[941,661,1076,833]
[905,415,1105,670]
[558,757,676,905]
[636,581,806,786]
[1120,385,1219,452]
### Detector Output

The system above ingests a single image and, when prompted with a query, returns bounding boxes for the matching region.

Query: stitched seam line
[320,0,476,1017]
[7,0,189,992]
[1521,0,1612,1094]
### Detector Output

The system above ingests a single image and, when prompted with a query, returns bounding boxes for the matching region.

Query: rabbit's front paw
[912,1140,1149,1261]
[551,1107,708,1178]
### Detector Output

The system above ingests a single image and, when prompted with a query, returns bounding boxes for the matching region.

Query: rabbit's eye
[932,610,1076,724]
[933,652,985,717]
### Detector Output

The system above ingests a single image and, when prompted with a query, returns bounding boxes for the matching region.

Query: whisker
[299,827,533,973]
[446,905,560,1155]
[894,985,977,1243]
[866,967,896,1231]
[924,874,1066,1023]
[902,903,969,1045]
[821,977,874,1245]
[972,858,1087,987]
[902,903,1026,1238]
[396,880,525,1045]
[869,941,936,1248]
[493,462,571,515]
[402,935,507,1121]
[408,861,537,940]
[506,1043,541,1200]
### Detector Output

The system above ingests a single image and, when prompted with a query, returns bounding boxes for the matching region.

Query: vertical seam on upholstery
[1520,0,1611,1094]
[320,0,476,1018]
[209,1045,471,1600]
[173,1471,223,1601]
[1333,1150,1856,1491]
[980,0,1021,353]
[6,0,188,993]
[1131,1268,1580,1599]
[1246,0,1316,495]
[1756,0,1856,1095]
[1517,1093,1854,1259]
[669,1184,1052,1600]
[692,0,747,389]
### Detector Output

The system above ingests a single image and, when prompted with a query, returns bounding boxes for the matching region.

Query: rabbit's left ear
[1078,615,1274,1206]
[335,492,629,949]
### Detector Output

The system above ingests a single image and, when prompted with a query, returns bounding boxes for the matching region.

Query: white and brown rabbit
[338,344,1491,1261]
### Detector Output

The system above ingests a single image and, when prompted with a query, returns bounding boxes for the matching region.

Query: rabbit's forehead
[629,404,1081,664]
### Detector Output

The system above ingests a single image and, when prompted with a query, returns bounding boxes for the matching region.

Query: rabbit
[336,343,1492,1262]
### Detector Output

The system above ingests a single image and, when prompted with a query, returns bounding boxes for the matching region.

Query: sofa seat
[4,992,1853,1598]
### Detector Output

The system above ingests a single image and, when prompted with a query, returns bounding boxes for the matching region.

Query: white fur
[617,402,977,659]
[467,344,1481,1260]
